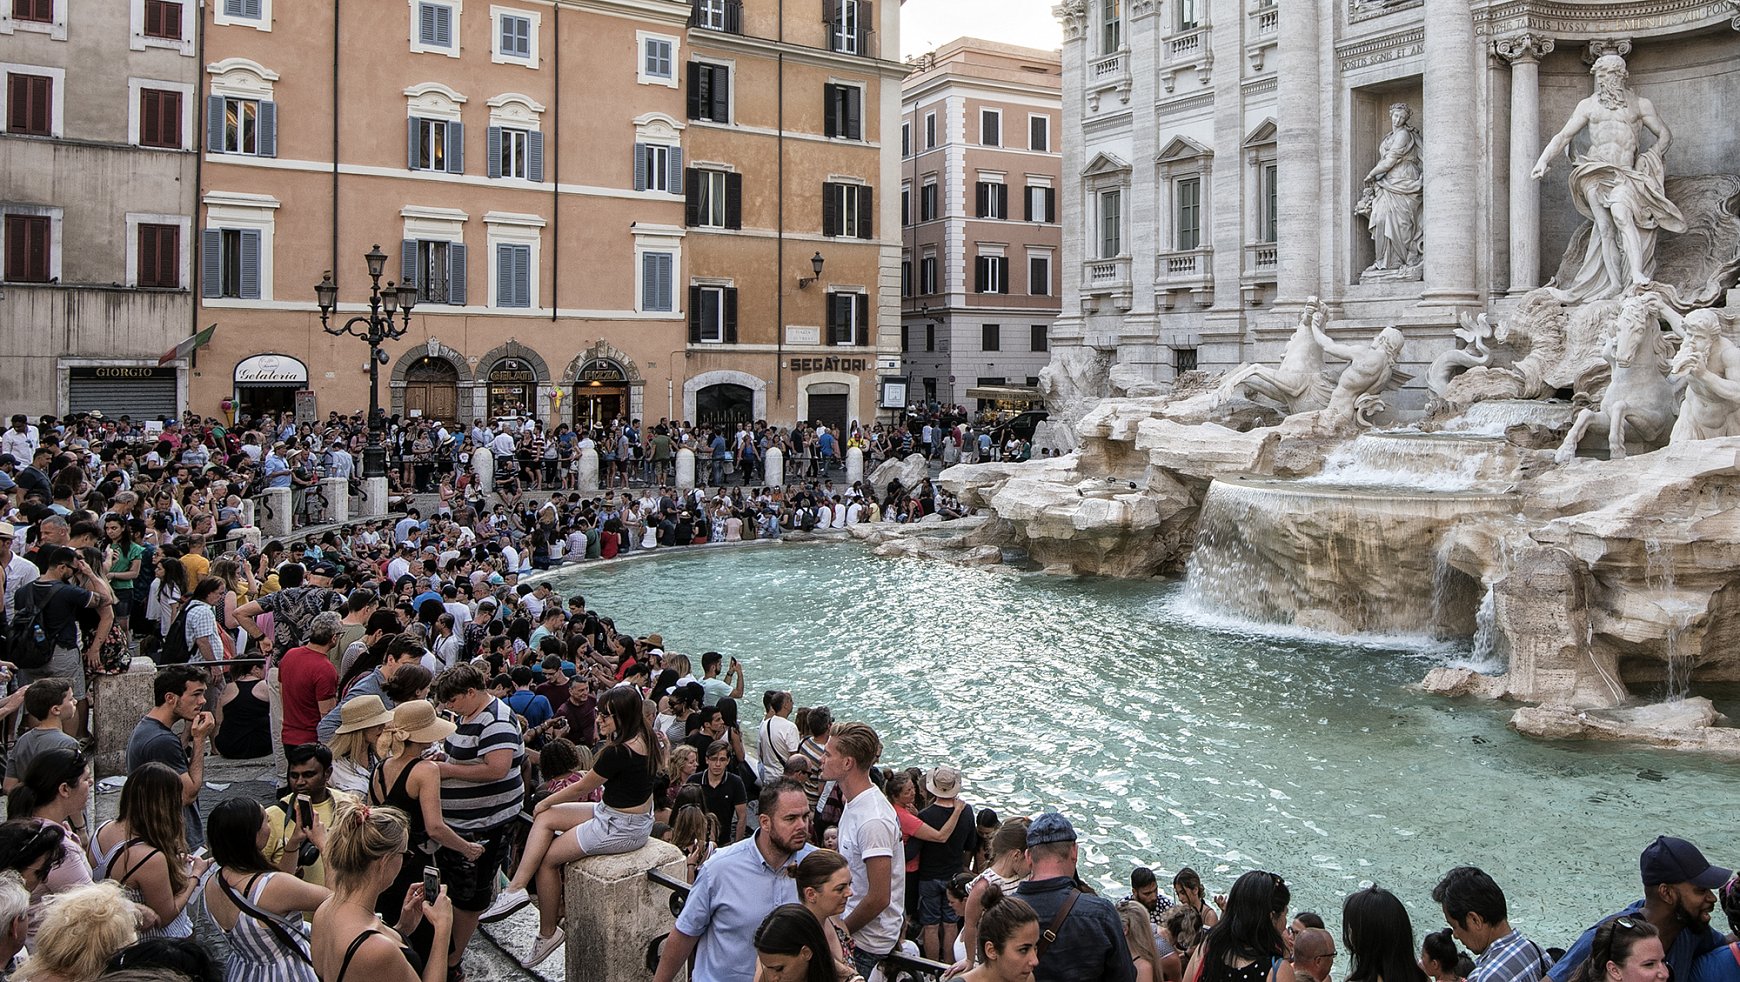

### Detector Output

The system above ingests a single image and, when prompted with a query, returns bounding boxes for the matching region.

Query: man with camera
[264,743,358,891]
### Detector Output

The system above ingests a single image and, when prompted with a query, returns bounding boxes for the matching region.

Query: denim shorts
[917,878,959,926]
[571,802,653,857]
[436,823,514,912]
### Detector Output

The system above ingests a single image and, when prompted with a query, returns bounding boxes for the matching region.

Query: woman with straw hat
[368,701,485,925]
[327,695,395,796]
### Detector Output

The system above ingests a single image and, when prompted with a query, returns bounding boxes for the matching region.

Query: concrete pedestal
[94,660,159,778]
[675,449,696,490]
[240,499,256,527]
[474,450,495,493]
[321,478,350,523]
[260,488,292,538]
[577,451,600,493]
[361,477,389,518]
[563,839,685,982]
[764,447,784,488]
[846,447,864,485]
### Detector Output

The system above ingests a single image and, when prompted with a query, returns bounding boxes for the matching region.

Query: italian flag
[159,324,217,366]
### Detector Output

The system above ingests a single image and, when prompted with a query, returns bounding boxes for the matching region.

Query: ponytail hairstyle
[7,747,86,819]
[752,904,836,982]
[1422,928,1464,977]
[1570,916,1660,982]
[975,882,1040,965]
[989,817,1032,863]
[324,801,409,891]
[792,848,850,898]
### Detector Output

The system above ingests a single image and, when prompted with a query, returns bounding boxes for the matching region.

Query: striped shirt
[440,697,525,831]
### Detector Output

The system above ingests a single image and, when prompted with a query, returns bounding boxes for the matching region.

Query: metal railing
[644,868,951,982]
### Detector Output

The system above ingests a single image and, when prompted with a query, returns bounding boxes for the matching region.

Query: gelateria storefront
[233,353,309,418]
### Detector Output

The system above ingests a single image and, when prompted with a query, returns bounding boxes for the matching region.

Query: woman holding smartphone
[311,802,451,982]
[369,702,484,922]
[89,762,208,938]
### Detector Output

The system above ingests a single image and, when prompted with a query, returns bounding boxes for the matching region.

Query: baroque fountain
[858,51,1740,756]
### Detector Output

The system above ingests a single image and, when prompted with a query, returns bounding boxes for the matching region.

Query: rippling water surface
[545,544,1739,943]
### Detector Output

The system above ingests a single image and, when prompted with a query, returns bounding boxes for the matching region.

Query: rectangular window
[1028,255,1051,296]
[1030,324,1048,353]
[1259,162,1279,244]
[2,215,49,283]
[12,0,52,23]
[498,13,531,59]
[223,97,258,154]
[901,122,910,157]
[901,259,912,297]
[218,228,257,298]
[639,143,670,192]
[417,2,455,48]
[644,37,674,80]
[689,62,730,123]
[980,109,1000,147]
[826,291,867,346]
[411,117,456,172]
[1098,189,1122,259]
[981,324,1000,352]
[925,112,936,148]
[695,0,727,30]
[1025,185,1057,223]
[920,256,937,294]
[1174,348,1198,374]
[497,128,529,179]
[824,84,862,141]
[640,252,674,312]
[829,0,860,55]
[221,0,262,17]
[1030,115,1049,152]
[1176,177,1202,251]
[143,0,183,39]
[925,327,935,353]
[1103,0,1121,52]
[974,255,1008,294]
[695,169,728,228]
[901,186,910,227]
[822,182,871,240]
[496,243,532,308]
[139,88,183,149]
[975,181,1008,220]
[5,72,52,137]
[137,223,180,289]
[1177,0,1198,30]
[416,240,451,303]
[696,286,727,342]
[920,181,937,222]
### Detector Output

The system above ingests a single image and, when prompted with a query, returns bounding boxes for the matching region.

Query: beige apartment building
[900,38,1062,410]
[194,0,694,428]
[681,0,906,432]
[0,0,200,417]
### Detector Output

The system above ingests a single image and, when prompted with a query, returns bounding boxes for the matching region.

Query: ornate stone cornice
[1475,0,1740,40]
[1337,28,1426,72]
[1492,31,1555,63]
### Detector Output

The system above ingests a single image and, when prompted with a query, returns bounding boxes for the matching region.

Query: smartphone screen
[296,795,314,828]
[423,865,441,900]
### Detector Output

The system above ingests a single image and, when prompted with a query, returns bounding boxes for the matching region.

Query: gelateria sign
[233,354,308,385]
[787,357,869,373]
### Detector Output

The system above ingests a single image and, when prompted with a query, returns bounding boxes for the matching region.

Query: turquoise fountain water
[545,544,1738,944]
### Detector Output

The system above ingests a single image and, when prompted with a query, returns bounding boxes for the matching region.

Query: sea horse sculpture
[1555,291,1686,462]
[1216,296,1335,414]
[1428,312,1507,397]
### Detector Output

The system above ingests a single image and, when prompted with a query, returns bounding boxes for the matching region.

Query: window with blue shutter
[445,121,464,173]
[224,0,262,17]
[201,230,222,297]
[640,252,673,312]
[446,243,467,305]
[499,13,531,58]
[488,127,503,179]
[257,101,276,156]
[526,132,543,183]
[237,229,262,299]
[418,2,454,48]
[497,243,530,308]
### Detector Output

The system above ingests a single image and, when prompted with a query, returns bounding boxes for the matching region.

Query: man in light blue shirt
[653,780,814,982]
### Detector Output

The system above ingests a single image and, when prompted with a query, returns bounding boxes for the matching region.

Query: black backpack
[8,581,67,670]
[158,600,197,665]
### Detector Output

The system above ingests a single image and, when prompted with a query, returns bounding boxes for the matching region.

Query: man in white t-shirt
[823,721,904,975]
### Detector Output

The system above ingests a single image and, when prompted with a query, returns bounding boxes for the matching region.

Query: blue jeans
[851,948,887,978]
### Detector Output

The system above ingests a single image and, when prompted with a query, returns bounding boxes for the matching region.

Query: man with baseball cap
[1548,836,1731,982]
[1015,811,1134,982]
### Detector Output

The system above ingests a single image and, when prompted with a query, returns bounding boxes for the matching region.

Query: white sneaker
[521,927,565,968]
[479,887,530,923]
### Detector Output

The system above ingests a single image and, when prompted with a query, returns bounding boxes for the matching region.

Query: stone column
[845,447,864,485]
[1494,33,1554,296]
[320,478,350,523]
[260,488,292,538]
[764,446,784,488]
[93,661,157,778]
[577,450,599,493]
[1420,0,1481,306]
[562,839,685,982]
[473,450,495,492]
[361,477,389,519]
[675,448,696,489]
[1274,0,1321,305]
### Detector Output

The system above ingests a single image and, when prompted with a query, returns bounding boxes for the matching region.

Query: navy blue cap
[1026,811,1077,847]
[1641,836,1732,889]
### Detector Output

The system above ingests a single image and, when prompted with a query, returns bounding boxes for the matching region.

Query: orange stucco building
[191,0,904,431]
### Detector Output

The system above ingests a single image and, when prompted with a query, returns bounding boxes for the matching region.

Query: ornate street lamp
[798,251,826,289]
[315,244,417,479]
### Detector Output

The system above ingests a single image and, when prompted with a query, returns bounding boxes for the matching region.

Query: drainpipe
[775,0,785,406]
[551,5,560,323]
[332,0,340,280]
[192,0,208,375]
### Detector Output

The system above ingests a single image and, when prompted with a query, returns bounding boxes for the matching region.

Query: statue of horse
[1554,292,1686,463]
[1216,296,1334,414]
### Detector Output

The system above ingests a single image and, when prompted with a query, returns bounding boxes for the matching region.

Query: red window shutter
[13,0,54,24]
[8,74,52,136]
[138,224,179,288]
[138,224,159,286]
[5,215,50,282]
[140,90,158,146]
[144,0,181,39]
[140,89,181,148]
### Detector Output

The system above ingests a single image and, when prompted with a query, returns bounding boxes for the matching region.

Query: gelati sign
[788,357,869,373]
[489,359,536,383]
[233,354,308,385]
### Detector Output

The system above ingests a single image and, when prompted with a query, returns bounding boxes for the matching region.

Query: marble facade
[1048,0,1740,417]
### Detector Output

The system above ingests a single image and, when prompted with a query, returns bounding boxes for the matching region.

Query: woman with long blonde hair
[90,761,208,938]
[13,881,139,982]
[310,803,451,982]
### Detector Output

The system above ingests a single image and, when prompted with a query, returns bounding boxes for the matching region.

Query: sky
[899,0,1064,58]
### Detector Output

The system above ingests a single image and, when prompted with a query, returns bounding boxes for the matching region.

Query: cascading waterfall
[1307,431,1516,492]
[1643,538,1696,700]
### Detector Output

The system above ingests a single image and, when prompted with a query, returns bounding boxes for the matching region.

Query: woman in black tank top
[369,703,486,919]
[1184,871,1295,982]
[311,802,449,982]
